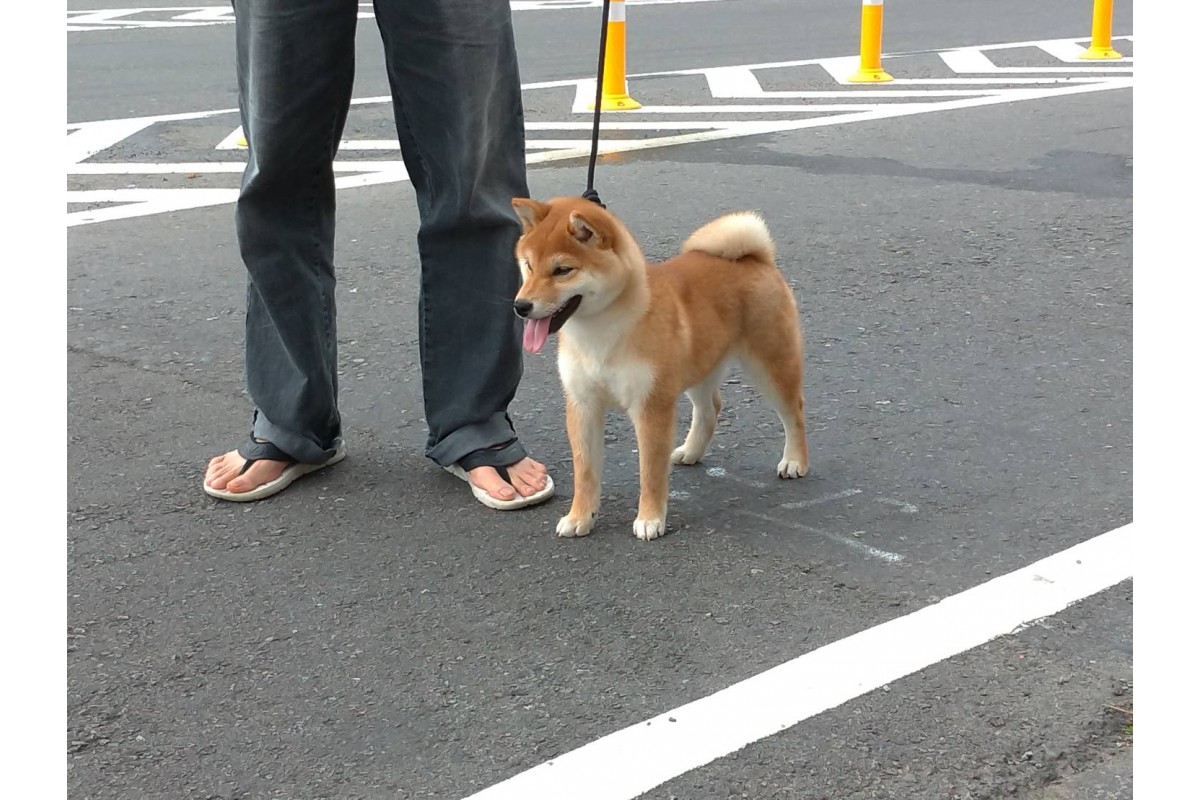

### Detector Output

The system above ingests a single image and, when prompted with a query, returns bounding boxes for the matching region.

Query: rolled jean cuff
[426,411,528,469]
[252,409,342,465]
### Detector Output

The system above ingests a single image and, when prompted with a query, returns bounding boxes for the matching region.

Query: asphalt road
[67,2,1134,798]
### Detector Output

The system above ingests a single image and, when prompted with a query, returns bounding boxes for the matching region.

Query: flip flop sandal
[204,438,347,502]
[445,462,555,511]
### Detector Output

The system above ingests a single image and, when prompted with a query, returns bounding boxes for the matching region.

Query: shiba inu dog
[512,196,809,540]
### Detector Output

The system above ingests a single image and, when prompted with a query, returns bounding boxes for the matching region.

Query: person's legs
[206,0,358,496]
[372,0,548,503]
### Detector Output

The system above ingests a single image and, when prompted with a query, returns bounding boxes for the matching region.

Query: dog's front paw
[671,446,704,466]
[777,458,809,479]
[632,518,666,541]
[557,514,595,538]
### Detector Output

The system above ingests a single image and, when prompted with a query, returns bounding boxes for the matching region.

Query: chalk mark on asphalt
[737,510,906,563]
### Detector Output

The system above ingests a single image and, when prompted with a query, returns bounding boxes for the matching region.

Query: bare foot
[205,449,289,495]
[466,456,549,501]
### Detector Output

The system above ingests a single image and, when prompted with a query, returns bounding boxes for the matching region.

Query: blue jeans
[232,0,530,469]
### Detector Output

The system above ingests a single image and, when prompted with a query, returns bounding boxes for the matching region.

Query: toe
[468,467,517,501]
[509,473,537,498]
[508,457,548,493]
[205,450,239,484]
[223,459,289,494]
[205,451,245,489]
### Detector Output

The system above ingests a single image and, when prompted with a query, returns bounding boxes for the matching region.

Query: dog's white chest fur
[559,337,655,412]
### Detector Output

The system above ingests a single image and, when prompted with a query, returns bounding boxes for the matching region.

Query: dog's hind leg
[738,330,810,479]
[672,369,725,466]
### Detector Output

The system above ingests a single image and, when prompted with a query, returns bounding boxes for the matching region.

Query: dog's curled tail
[681,211,776,264]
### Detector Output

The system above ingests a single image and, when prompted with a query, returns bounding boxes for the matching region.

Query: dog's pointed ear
[568,211,603,247]
[512,198,549,234]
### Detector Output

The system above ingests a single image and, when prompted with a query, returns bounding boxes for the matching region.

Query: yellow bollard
[848,0,893,82]
[1080,0,1123,59]
[589,0,641,110]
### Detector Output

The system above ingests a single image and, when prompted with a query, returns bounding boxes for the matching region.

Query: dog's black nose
[513,299,533,318]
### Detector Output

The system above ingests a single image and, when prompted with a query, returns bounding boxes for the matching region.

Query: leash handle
[583,0,611,208]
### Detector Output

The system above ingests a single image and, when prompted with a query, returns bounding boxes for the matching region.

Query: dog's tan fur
[512,196,809,540]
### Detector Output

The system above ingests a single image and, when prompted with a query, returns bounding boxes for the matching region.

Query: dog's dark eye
[552,265,574,277]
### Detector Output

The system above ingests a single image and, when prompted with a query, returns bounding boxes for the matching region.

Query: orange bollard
[848,0,894,83]
[589,0,641,110]
[1080,0,1123,60]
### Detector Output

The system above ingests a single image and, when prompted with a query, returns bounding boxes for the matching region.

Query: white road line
[73,106,238,128]
[525,139,597,149]
[739,510,905,563]
[67,187,240,227]
[578,73,998,108]
[576,76,965,111]
[526,121,729,130]
[1036,40,1132,64]
[66,0,733,31]
[73,82,576,128]
[327,136,732,149]
[67,119,154,164]
[780,488,863,510]
[705,66,765,98]
[609,34,1137,86]
[172,8,234,21]
[66,10,142,24]
[334,140,403,150]
[462,524,1133,800]
[626,104,942,113]
[530,78,1133,158]
[67,38,1133,227]
[77,18,223,29]
[572,80,596,113]
[1037,41,1088,62]
[71,162,247,174]
[939,48,1132,74]
[701,89,1009,99]
[965,68,1132,74]
[971,34,1132,52]
[66,35,1131,128]
[69,160,408,175]
[510,0,734,7]
[939,48,1001,73]
[648,35,1130,80]
[67,77,1132,227]
[817,55,863,82]
[848,76,1118,86]
[333,164,411,189]
[66,163,409,226]
[214,126,244,150]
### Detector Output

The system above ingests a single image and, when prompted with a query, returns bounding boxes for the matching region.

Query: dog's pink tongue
[523,316,552,353]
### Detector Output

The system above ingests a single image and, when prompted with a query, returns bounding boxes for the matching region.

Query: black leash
[582,0,612,209]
